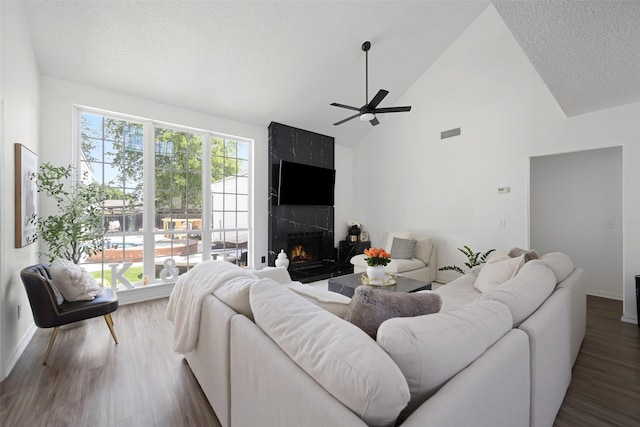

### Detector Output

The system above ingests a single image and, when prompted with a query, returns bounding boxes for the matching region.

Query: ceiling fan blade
[373,106,412,114]
[330,102,361,111]
[367,89,389,109]
[370,117,380,126]
[333,113,361,126]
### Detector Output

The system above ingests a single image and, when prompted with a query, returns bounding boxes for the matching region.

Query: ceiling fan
[331,41,412,126]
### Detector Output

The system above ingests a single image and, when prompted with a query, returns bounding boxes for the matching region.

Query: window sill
[116,282,175,305]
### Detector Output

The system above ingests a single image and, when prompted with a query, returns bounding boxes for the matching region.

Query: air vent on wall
[441,127,461,140]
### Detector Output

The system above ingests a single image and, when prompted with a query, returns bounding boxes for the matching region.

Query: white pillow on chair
[50,258,103,301]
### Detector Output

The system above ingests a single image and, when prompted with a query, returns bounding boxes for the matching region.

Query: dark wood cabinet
[338,240,371,266]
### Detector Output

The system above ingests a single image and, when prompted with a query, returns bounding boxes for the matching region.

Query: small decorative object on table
[360,272,397,287]
[275,249,290,268]
[363,247,391,284]
[347,220,361,243]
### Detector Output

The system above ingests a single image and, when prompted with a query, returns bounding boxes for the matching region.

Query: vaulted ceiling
[21,1,640,146]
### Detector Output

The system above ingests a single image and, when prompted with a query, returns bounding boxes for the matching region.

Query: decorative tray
[360,273,397,286]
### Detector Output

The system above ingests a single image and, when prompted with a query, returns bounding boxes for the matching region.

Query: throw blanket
[166,260,257,353]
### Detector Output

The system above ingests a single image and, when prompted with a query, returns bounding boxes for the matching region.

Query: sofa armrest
[518,288,572,427]
[400,329,530,427]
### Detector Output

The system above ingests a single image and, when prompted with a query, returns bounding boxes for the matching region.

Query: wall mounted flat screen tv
[278,160,335,206]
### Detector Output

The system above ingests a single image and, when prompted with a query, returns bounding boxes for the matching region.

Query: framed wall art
[15,143,38,248]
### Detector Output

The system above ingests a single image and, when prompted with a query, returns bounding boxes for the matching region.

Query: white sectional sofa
[175,252,584,427]
[350,233,437,283]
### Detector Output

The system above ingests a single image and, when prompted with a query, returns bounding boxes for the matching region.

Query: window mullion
[202,133,212,261]
[142,121,156,282]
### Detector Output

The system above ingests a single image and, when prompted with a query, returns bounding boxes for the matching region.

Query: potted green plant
[439,245,496,275]
[29,162,107,264]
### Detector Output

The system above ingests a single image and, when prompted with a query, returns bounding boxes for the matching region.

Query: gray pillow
[390,237,416,259]
[344,286,442,338]
[507,247,539,263]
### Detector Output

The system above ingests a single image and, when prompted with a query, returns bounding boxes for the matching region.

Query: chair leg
[104,314,119,344]
[43,327,60,365]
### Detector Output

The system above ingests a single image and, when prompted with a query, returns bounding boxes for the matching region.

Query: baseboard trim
[586,289,623,301]
[3,323,37,381]
[621,314,638,325]
[116,282,174,305]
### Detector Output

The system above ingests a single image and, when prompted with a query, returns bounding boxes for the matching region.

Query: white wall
[1,1,40,380]
[531,147,623,299]
[353,5,640,323]
[334,144,355,245]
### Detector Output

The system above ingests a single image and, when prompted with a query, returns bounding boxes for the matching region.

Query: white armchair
[350,233,436,283]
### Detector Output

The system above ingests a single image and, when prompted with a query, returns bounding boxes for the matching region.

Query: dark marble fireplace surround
[268,122,350,282]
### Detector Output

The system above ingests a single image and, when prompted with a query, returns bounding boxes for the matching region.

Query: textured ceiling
[22,0,489,145]
[493,0,640,117]
[21,1,640,146]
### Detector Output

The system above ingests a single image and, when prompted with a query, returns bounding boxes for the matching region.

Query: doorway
[530,147,623,299]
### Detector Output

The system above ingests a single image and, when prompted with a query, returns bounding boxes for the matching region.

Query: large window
[78,108,251,289]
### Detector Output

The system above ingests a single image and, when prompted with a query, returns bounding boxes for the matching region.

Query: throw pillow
[49,258,103,301]
[213,275,257,320]
[250,279,410,427]
[507,247,539,263]
[473,254,525,293]
[344,286,442,338]
[384,231,413,253]
[390,237,417,260]
[253,266,293,284]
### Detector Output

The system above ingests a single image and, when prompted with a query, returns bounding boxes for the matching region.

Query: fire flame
[291,245,311,263]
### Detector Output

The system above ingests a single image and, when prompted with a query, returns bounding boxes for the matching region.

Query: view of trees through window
[79,110,250,289]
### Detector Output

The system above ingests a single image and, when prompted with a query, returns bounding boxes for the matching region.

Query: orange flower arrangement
[363,247,391,267]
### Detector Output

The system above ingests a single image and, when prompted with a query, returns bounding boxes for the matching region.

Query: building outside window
[78,108,251,290]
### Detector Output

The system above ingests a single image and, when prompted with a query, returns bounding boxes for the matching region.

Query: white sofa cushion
[377,300,513,418]
[479,261,556,326]
[474,254,525,292]
[251,279,410,427]
[286,284,351,318]
[213,275,258,319]
[433,273,482,312]
[538,252,574,283]
[253,266,293,284]
[413,236,434,265]
[385,258,426,274]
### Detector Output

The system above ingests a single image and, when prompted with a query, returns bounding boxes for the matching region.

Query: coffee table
[328,273,431,298]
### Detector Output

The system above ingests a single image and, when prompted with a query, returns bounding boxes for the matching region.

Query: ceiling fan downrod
[363,41,371,106]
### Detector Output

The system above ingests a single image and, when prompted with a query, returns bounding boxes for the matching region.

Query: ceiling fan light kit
[331,40,412,127]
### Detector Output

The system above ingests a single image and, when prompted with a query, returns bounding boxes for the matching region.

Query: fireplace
[287,232,323,270]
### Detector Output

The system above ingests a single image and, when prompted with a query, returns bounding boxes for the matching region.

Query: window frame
[74,106,253,289]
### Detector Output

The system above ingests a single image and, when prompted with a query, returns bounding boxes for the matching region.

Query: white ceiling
[21,1,640,146]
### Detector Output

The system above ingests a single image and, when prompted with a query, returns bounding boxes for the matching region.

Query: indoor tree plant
[439,245,495,275]
[29,162,107,264]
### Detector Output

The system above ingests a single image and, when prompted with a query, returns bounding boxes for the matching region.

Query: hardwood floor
[0,298,220,427]
[554,296,640,427]
[1,295,638,426]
